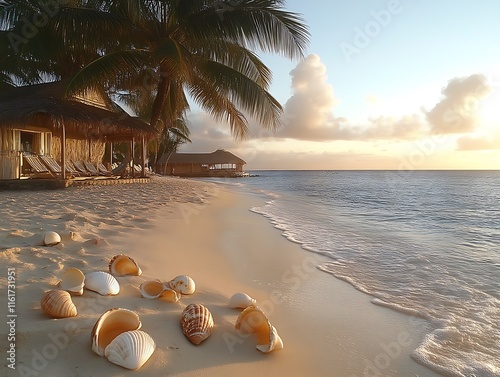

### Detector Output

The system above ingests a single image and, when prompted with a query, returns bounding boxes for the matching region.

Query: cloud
[179,112,239,153]
[425,74,492,134]
[456,132,500,151]
[273,54,427,142]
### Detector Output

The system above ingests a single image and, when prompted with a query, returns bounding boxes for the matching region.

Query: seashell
[91,308,142,357]
[235,306,283,353]
[85,271,120,296]
[40,290,77,318]
[229,292,257,309]
[60,267,85,295]
[168,275,195,295]
[180,303,214,345]
[44,231,61,246]
[109,254,142,276]
[139,280,165,299]
[160,288,181,303]
[105,330,156,370]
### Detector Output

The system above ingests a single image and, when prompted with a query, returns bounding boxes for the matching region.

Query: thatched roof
[157,149,246,165]
[0,81,157,141]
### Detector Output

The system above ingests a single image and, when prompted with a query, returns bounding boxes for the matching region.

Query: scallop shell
[109,254,142,276]
[85,271,120,296]
[60,267,85,295]
[229,292,257,309]
[91,308,142,356]
[105,330,156,370]
[168,275,195,295]
[180,303,214,345]
[44,231,61,246]
[139,280,165,299]
[235,306,283,353]
[40,290,77,318]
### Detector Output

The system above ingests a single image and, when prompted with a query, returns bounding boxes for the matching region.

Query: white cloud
[425,74,492,134]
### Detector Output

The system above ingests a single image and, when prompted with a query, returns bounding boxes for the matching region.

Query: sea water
[227,170,499,377]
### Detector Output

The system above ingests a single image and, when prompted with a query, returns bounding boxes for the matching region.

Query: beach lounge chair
[72,160,91,176]
[65,161,88,177]
[39,155,62,176]
[83,161,102,176]
[22,155,56,178]
[97,162,113,176]
[111,158,130,177]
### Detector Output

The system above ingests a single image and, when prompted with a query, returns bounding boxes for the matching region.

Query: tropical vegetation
[0,0,309,165]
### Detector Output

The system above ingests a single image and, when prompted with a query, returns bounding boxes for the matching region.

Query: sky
[180,0,500,170]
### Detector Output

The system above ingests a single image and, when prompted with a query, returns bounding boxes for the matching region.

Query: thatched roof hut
[0,81,157,179]
[0,80,156,141]
[156,149,247,177]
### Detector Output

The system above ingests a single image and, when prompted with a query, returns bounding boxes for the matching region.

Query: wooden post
[88,139,92,162]
[61,124,66,180]
[109,142,113,169]
[131,138,135,178]
[141,136,146,177]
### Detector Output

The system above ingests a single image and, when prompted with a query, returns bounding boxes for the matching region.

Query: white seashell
[109,254,142,276]
[105,330,155,370]
[168,275,195,295]
[91,308,142,356]
[235,306,283,353]
[44,231,61,246]
[180,303,214,345]
[229,292,257,309]
[60,267,85,295]
[139,280,165,299]
[40,290,77,318]
[85,271,120,296]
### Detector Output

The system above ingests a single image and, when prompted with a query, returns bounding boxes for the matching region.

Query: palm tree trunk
[150,71,169,129]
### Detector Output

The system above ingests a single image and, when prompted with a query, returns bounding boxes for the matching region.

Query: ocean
[223,170,499,377]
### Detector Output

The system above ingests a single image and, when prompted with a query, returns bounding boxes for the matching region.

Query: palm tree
[1,0,309,167]
[66,0,310,139]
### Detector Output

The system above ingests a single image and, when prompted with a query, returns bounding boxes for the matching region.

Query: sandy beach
[0,177,444,377]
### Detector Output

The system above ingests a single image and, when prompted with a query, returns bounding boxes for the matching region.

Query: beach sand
[0,177,443,377]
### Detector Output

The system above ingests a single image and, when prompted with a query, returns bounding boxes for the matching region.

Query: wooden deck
[0,177,151,191]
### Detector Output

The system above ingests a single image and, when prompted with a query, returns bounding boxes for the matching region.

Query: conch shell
[235,306,283,353]
[139,280,181,302]
[109,254,142,276]
[229,292,257,309]
[44,231,61,246]
[180,303,214,345]
[91,308,142,357]
[168,275,195,295]
[40,290,77,318]
[59,267,85,295]
[85,271,120,296]
[104,330,156,370]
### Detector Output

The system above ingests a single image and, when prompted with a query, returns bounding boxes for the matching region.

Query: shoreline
[0,177,443,376]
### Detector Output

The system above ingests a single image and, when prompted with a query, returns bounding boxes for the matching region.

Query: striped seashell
[109,254,142,276]
[40,290,77,318]
[91,308,142,357]
[168,275,195,295]
[228,292,257,309]
[235,306,283,353]
[105,330,156,370]
[85,271,120,296]
[180,303,214,345]
[60,267,85,295]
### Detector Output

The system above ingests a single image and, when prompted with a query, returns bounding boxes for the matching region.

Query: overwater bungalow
[156,149,247,177]
[0,81,157,181]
